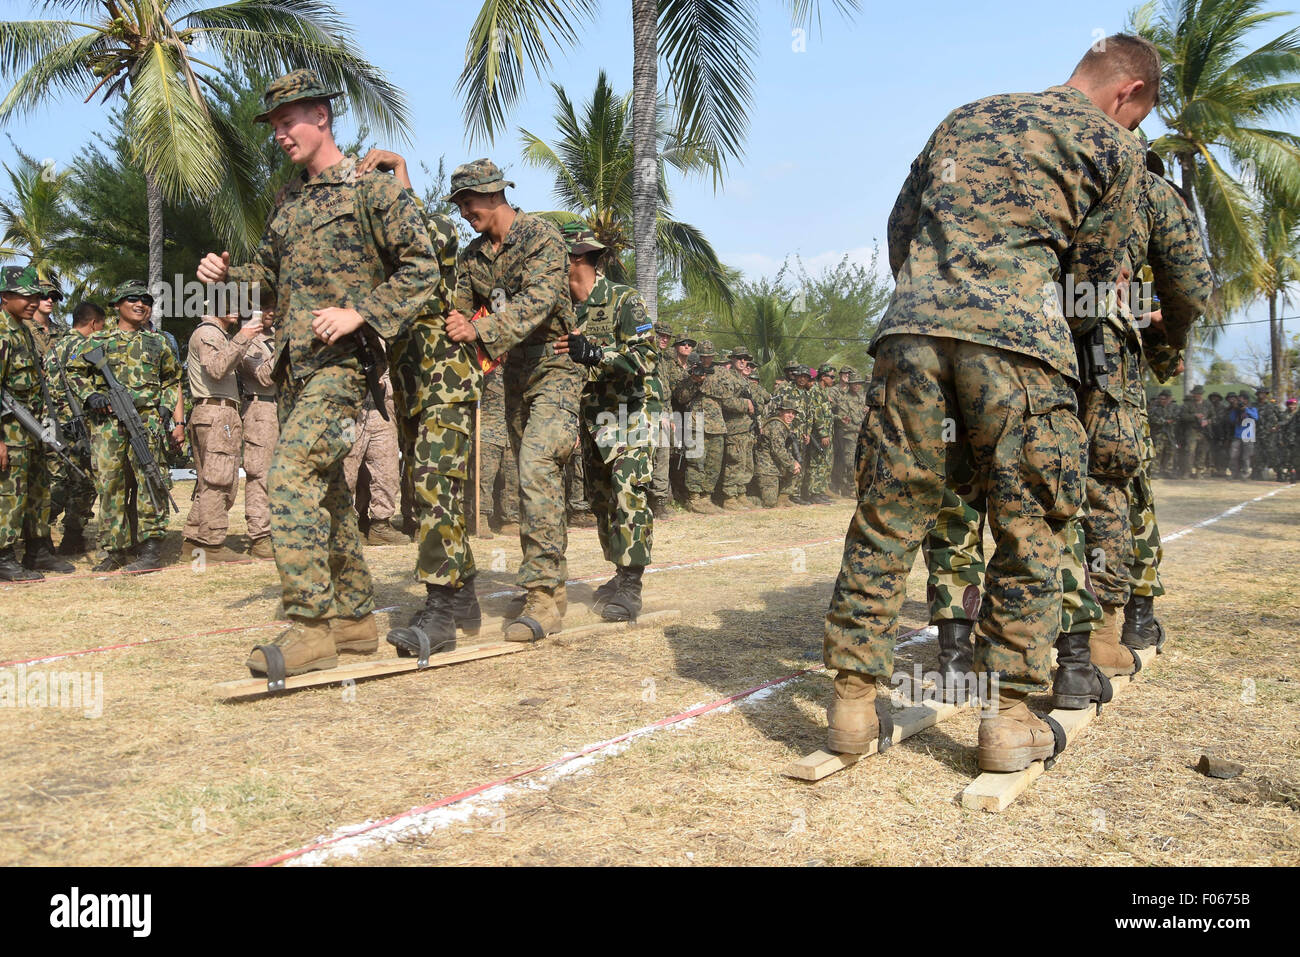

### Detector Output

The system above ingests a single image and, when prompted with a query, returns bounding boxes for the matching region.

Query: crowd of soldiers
[1148,385,1300,481]
[0,41,1290,778]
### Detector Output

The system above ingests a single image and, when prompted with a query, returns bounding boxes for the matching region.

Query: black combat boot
[123,537,164,574]
[1051,631,1114,711]
[1121,595,1166,653]
[935,619,974,701]
[387,584,457,658]
[601,565,644,622]
[0,546,43,582]
[94,550,131,572]
[57,522,88,556]
[592,570,621,608]
[449,575,482,636]
[23,537,75,574]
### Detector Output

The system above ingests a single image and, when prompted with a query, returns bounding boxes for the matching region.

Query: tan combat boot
[504,587,565,642]
[687,494,722,515]
[249,537,274,561]
[776,494,793,508]
[722,496,748,511]
[366,519,411,546]
[977,688,1060,772]
[1089,605,1140,677]
[182,540,247,564]
[245,619,337,676]
[826,671,880,754]
[498,522,521,537]
[330,613,379,654]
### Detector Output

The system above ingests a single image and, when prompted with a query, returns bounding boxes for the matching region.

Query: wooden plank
[961,645,1159,812]
[783,689,975,782]
[213,609,681,701]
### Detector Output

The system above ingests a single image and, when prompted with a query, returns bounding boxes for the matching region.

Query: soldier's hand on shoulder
[0,440,7,471]
[357,149,409,188]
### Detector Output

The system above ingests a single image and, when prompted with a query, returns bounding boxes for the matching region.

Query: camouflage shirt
[572,275,657,398]
[881,85,1144,379]
[452,209,575,388]
[757,415,799,475]
[229,154,440,383]
[24,317,68,362]
[479,365,508,445]
[713,364,755,434]
[67,322,183,416]
[45,331,96,425]
[674,366,726,434]
[0,311,48,446]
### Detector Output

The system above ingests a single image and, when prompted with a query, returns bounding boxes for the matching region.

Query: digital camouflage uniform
[66,310,182,552]
[717,361,757,500]
[390,209,482,588]
[831,376,865,495]
[1178,393,1211,476]
[1255,397,1282,479]
[571,274,657,567]
[342,367,401,524]
[477,364,519,526]
[0,272,53,554]
[755,412,800,506]
[452,201,579,591]
[824,85,1142,693]
[646,328,672,506]
[673,353,725,500]
[800,381,834,498]
[1148,396,1178,477]
[227,151,439,621]
[45,328,97,537]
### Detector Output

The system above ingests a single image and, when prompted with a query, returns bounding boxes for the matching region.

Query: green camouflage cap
[697,340,716,357]
[443,158,516,202]
[654,322,674,338]
[1190,384,1204,395]
[718,348,732,362]
[818,363,836,377]
[560,222,606,257]
[109,280,151,304]
[253,69,342,123]
[730,347,753,362]
[673,334,697,348]
[38,275,63,300]
[839,365,856,377]
[775,398,799,412]
[1,264,41,295]
[848,372,867,384]
[1158,389,1172,397]
[782,359,802,375]
[1255,386,1271,396]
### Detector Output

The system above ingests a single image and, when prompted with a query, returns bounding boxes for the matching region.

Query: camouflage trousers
[1080,475,1132,608]
[270,365,372,621]
[478,439,520,525]
[1127,466,1164,599]
[240,397,278,541]
[1181,433,1208,476]
[0,441,50,550]
[398,403,476,588]
[757,469,797,507]
[650,407,672,502]
[566,446,589,512]
[684,433,724,497]
[1060,513,1103,634]
[721,430,755,498]
[832,431,856,494]
[87,409,172,551]
[182,402,242,547]
[581,392,653,567]
[1152,435,1176,477]
[824,335,1086,693]
[505,362,581,590]
[49,447,95,533]
[801,441,832,496]
[343,400,400,522]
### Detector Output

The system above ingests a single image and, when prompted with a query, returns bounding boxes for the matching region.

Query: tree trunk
[145,170,164,332]
[1270,290,1282,398]
[1178,152,1203,390]
[631,0,658,321]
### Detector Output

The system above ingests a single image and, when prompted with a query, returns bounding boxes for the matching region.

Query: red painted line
[249,622,932,868]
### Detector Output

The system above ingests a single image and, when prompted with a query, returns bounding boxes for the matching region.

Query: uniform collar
[582,275,614,308]
[305,154,358,187]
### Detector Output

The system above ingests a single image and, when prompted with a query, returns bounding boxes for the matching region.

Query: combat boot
[687,494,722,515]
[826,671,883,754]
[476,525,495,539]
[123,538,165,574]
[246,618,337,677]
[722,496,747,512]
[1088,605,1140,677]
[57,522,88,556]
[387,585,457,659]
[776,494,794,508]
[498,521,521,537]
[249,537,275,561]
[504,586,564,642]
[592,571,621,608]
[366,519,411,546]
[1120,595,1166,653]
[23,537,75,574]
[977,689,1063,772]
[450,575,482,636]
[0,546,42,582]
[1051,631,1113,711]
[93,550,130,572]
[182,540,247,565]
[935,619,974,702]
[601,565,644,622]
[331,613,379,654]
[809,492,834,505]
[652,497,670,520]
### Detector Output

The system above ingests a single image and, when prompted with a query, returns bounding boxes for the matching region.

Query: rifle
[0,388,91,484]
[353,332,390,422]
[80,346,178,514]
[58,363,90,457]
[1075,322,1110,391]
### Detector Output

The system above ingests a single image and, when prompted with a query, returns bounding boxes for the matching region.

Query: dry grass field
[1,478,1296,866]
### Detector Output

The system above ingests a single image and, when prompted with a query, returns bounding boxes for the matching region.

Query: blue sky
[4,0,1298,375]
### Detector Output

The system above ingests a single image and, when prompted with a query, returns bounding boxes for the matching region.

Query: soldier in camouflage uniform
[45,300,104,555]
[1177,385,1210,476]
[237,315,277,561]
[795,365,835,504]
[646,323,674,517]
[342,366,410,544]
[769,362,810,502]
[198,72,441,675]
[673,342,726,514]
[755,396,801,507]
[830,366,864,496]
[67,281,185,574]
[717,347,758,509]
[557,225,657,620]
[443,159,581,642]
[1,266,59,580]
[1253,387,1281,480]
[1148,389,1178,477]
[822,37,1157,770]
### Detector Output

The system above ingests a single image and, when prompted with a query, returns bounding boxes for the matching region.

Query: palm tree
[0,143,75,282]
[1132,0,1300,383]
[519,71,733,312]
[0,0,410,317]
[458,0,861,320]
